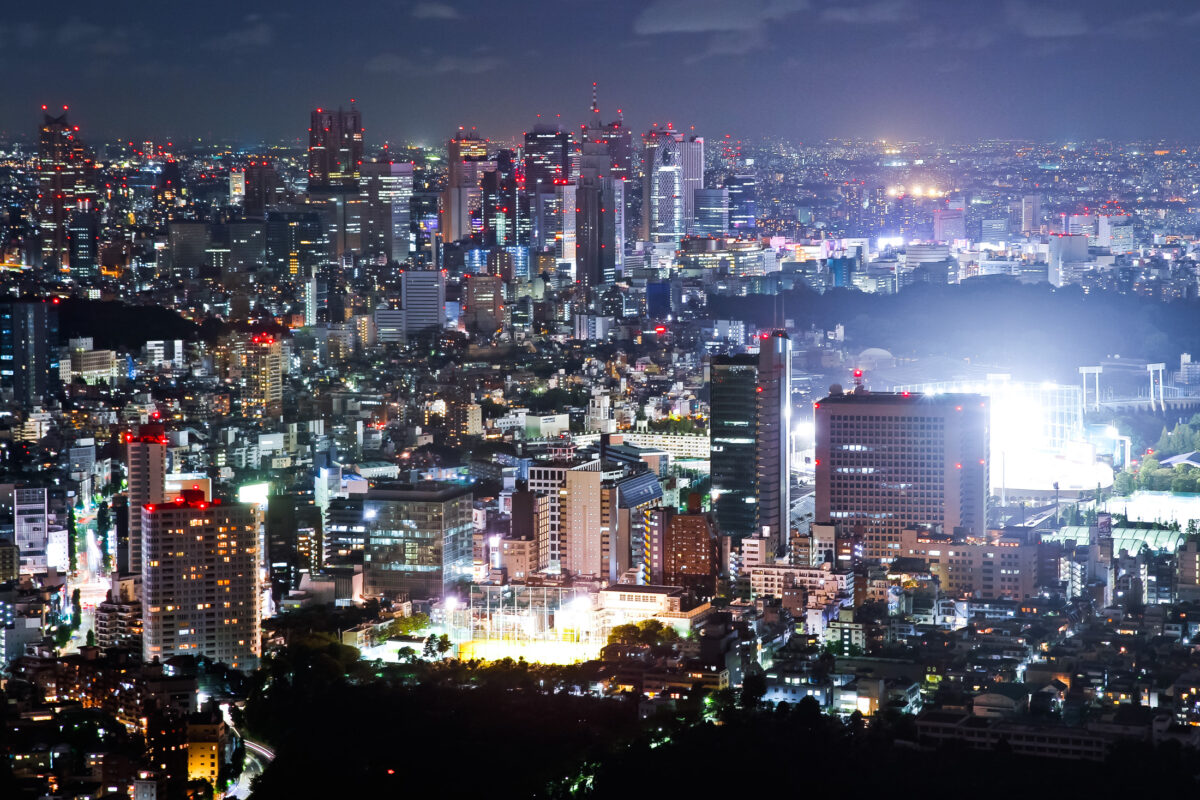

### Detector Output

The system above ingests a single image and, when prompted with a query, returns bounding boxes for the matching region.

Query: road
[227,740,273,799]
[790,487,815,531]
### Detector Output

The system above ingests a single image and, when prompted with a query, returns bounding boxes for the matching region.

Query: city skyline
[5,0,1200,143]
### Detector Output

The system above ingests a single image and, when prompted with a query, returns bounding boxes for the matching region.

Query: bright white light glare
[444,597,458,611]
[1105,426,1120,438]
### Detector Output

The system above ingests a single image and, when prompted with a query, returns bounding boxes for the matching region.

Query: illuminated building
[641,128,703,243]
[463,274,504,334]
[726,173,757,231]
[441,132,492,244]
[523,125,570,194]
[1020,194,1041,234]
[361,160,413,263]
[0,300,59,406]
[242,160,284,217]
[356,482,473,599]
[709,330,790,546]
[899,526,1039,599]
[141,491,260,670]
[126,425,168,583]
[401,268,446,336]
[576,142,624,288]
[66,211,99,277]
[647,495,719,595]
[481,149,528,247]
[527,458,600,572]
[693,188,729,237]
[219,333,285,418]
[581,84,633,181]
[815,390,989,564]
[36,108,92,271]
[307,103,363,188]
[264,210,328,277]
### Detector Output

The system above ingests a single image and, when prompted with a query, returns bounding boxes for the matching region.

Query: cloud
[1004,0,1089,38]
[412,2,461,19]
[207,17,274,49]
[366,52,503,75]
[634,0,807,35]
[55,18,131,56]
[821,0,910,24]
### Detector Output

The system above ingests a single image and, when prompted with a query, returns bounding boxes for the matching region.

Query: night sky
[2,0,1198,145]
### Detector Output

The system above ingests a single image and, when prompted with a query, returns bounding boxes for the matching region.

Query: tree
[741,672,767,710]
[71,588,82,630]
[1114,471,1135,496]
[86,629,96,647]
[437,634,452,655]
[422,635,439,659]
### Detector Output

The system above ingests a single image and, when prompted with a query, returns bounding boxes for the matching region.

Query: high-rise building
[581,84,633,181]
[441,132,492,245]
[726,173,757,232]
[756,331,791,548]
[355,482,473,599]
[710,354,760,542]
[1020,194,1041,234]
[401,269,446,336]
[815,389,990,563]
[361,159,414,263]
[641,129,703,243]
[242,160,284,217]
[36,108,92,271]
[524,125,570,194]
[126,425,168,584]
[67,211,100,278]
[481,149,528,247]
[0,300,59,406]
[647,496,719,595]
[576,166,624,288]
[219,332,285,418]
[308,104,363,189]
[265,210,329,277]
[463,274,504,334]
[141,491,260,670]
[709,330,791,547]
[14,487,49,575]
[693,188,730,237]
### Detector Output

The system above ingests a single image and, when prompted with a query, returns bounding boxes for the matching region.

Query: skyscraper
[0,300,59,406]
[401,268,446,336]
[440,132,492,244]
[726,173,758,232]
[141,491,260,670]
[481,149,528,247]
[36,108,92,271]
[710,354,759,542]
[693,188,730,237]
[576,142,624,288]
[523,125,570,194]
[361,159,414,263]
[308,104,363,189]
[815,389,989,563]
[125,425,168,588]
[581,84,633,181]
[641,128,703,243]
[709,331,791,547]
[66,211,99,278]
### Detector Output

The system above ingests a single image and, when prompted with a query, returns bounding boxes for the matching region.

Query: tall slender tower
[125,425,168,589]
[36,107,91,270]
[308,103,364,189]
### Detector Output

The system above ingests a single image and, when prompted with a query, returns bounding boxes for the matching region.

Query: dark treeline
[54,298,288,350]
[717,278,1195,380]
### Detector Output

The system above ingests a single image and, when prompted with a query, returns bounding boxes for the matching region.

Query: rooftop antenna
[591,82,599,115]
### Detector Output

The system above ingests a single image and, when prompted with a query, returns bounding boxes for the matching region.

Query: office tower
[441,132,492,244]
[932,207,966,242]
[526,458,603,572]
[361,159,414,263]
[265,210,329,277]
[481,149,528,247]
[126,425,168,583]
[815,390,989,564]
[354,482,473,599]
[308,104,363,189]
[0,300,59,406]
[229,169,246,204]
[36,108,92,271]
[401,269,446,336]
[224,221,266,272]
[581,84,633,181]
[67,211,99,278]
[141,491,260,670]
[242,160,284,218]
[463,274,504,334]
[709,331,791,547]
[524,125,570,194]
[756,330,791,548]
[980,218,1009,241]
[576,144,624,289]
[1021,194,1041,234]
[710,354,760,541]
[726,173,757,232]
[561,466,605,578]
[14,487,49,575]
[641,129,703,242]
[532,182,577,270]
[693,188,730,237]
